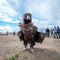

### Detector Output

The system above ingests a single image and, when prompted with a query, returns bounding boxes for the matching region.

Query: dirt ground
[0,34,60,60]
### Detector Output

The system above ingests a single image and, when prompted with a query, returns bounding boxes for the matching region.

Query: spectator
[50,28,53,37]
[53,26,57,38]
[6,31,8,36]
[13,31,15,36]
[45,28,50,37]
[57,26,60,38]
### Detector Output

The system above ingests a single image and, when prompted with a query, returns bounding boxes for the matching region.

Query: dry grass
[0,35,60,60]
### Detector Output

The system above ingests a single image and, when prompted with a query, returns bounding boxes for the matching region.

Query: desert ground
[0,34,60,60]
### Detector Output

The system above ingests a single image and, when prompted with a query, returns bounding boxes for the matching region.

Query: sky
[0,0,60,32]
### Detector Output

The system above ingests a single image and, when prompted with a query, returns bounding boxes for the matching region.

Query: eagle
[18,13,45,53]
